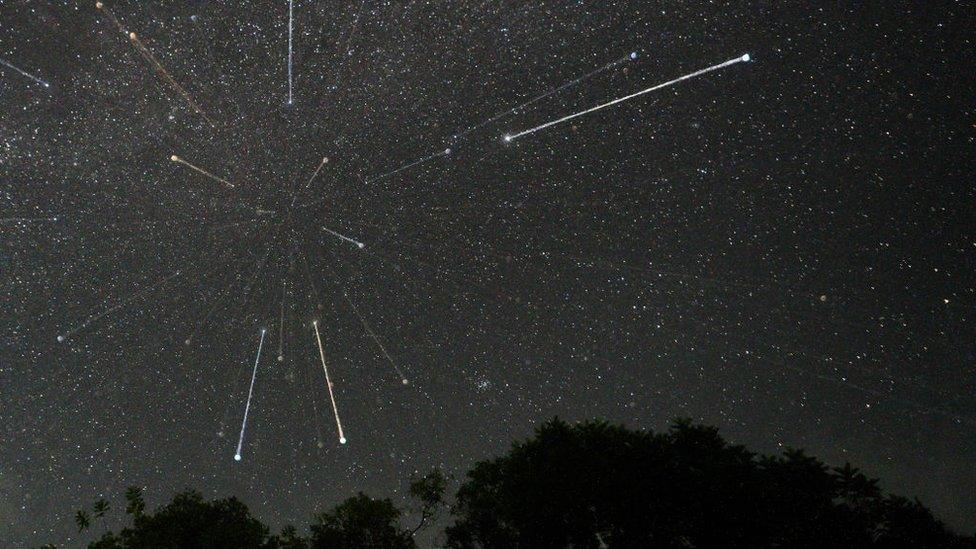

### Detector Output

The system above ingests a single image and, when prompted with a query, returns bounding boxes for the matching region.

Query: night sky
[1,1,973,546]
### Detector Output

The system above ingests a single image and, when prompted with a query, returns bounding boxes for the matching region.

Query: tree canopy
[61,418,973,548]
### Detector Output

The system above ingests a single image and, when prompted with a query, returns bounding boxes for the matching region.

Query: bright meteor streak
[505,53,752,142]
[170,155,236,188]
[235,328,267,461]
[0,57,50,88]
[312,320,347,444]
[322,226,365,249]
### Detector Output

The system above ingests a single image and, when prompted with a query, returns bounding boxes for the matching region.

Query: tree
[309,492,414,549]
[445,418,974,548]
[87,489,271,548]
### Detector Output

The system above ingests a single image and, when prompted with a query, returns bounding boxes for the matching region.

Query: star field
[1,1,973,545]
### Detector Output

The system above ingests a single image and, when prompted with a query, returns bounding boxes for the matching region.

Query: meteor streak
[455,51,637,140]
[170,155,236,188]
[505,53,751,142]
[95,2,214,125]
[324,260,408,384]
[365,148,451,184]
[234,328,267,461]
[0,57,50,88]
[58,269,183,342]
[0,216,59,223]
[287,0,294,104]
[312,320,347,444]
[322,226,365,249]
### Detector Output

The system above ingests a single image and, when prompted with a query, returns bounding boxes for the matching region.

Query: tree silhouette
[445,418,974,548]
[87,490,270,548]
[309,492,415,548]
[60,420,973,548]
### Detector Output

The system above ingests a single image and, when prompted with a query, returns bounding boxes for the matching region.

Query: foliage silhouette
[63,420,973,548]
[445,418,974,548]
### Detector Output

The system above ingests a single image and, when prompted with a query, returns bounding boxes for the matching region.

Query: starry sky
[1,1,973,545]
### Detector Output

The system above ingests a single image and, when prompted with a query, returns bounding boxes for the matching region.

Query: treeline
[52,418,973,548]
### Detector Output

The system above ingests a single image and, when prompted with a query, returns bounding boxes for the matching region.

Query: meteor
[312,320,347,444]
[455,51,638,140]
[324,260,408,384]
[0,216,59,223]
[234,328,267,461]
[170,155,236,188]
[58,269,183,342]
[365,148,451,184]
[95,2,214,126]
[0,57,50,88]
[322,226,365,250]
[505,53,751,142]
[287,0,294,105]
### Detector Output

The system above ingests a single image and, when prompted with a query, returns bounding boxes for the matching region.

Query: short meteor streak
[301,157,329,195]
[170,155,236,188]
[95,2,214,126]
[505,53,751,142]
[0,57,50,88]
[58,269,183,342]
[312,320,347,444]
[455,51,637,140]
[365,147,451,184]
[322,226,365,249]
[234,328,267,461]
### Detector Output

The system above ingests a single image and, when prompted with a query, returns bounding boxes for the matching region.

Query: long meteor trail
[287,0,294,105]
[0,57,50,88]
[322,226,365,249]
[170,155,236,188]
[324,260,408,384]
[505,53,751,142]
[365,147,451,184]
[455,51,637,140]
[95,1,214,126]
[312,320,347,444]
[235,328,267,461]
[58,269,183,342]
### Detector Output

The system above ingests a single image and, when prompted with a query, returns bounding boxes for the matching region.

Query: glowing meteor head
[444,148,451,155]
[630,52,638,59]
[170,155,179,162]
[322,157,329,164]
[357,242,365,249]
[57,335,65,343]
[503,135,513,143]
[261,328,267,334]
[312,319,319,326]
[402,378,409,385]
[234,454,241,461]
[741,53,751,62]
[340,437,347,444]
[129,32,137,41]
[278,355,284,362]
[95,1,103,8]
